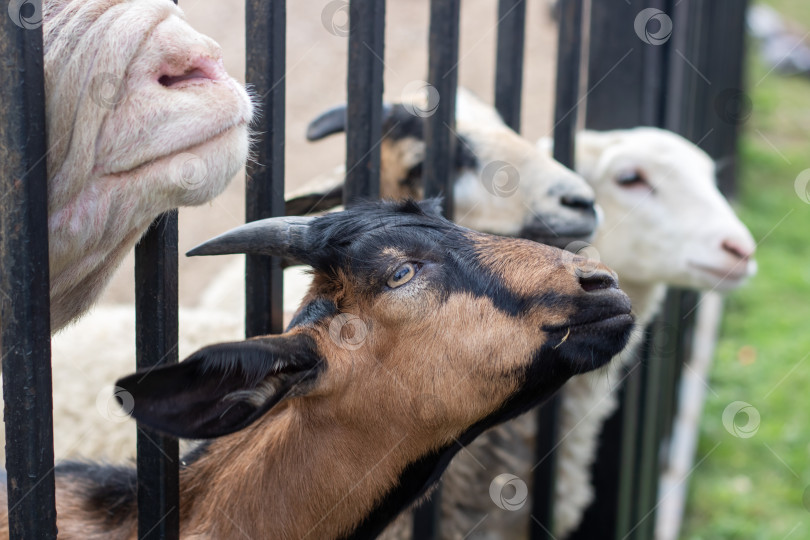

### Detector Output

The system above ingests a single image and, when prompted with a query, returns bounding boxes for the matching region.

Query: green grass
[680,2,810,538]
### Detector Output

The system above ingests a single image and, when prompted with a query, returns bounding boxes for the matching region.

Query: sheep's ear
[116,333,322,439]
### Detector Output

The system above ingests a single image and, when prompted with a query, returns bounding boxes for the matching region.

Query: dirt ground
[99,0,559,307]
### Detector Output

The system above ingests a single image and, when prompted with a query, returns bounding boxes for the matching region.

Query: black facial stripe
[286,297,339,330]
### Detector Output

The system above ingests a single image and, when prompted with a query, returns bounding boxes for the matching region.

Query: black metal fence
[0,0,748,538]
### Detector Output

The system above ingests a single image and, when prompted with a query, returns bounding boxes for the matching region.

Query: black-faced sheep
[288,88,598,248]
[40,0,252,332]
[0,200,634,539]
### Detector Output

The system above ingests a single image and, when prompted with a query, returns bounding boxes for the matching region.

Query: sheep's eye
[616,170,649,188]
[387,262,418,288]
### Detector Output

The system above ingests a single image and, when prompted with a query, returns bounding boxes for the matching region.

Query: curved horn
[186,216,316,263]
[306,104,396,141]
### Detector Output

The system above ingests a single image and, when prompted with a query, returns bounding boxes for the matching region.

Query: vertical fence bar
[423,0,460,219]
[570,1,671,537]
[494,0,526,131]
[0,0,57,536]
[133,0,180,535]
[412,3,460,536]
[344,0,385,207]
[530,1,583,537]
[135,212,180,540]
[245,0,286,337]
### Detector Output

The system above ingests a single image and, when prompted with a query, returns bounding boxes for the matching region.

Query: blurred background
[681,1,810,538]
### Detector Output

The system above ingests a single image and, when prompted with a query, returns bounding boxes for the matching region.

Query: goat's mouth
[543,301,635,372]
[105,120,247,176]
[687,260,755,288]
[516,218,597,249]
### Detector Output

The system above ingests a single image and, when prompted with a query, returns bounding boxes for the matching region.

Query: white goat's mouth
[105,120,246,176]
[688,260,754,284]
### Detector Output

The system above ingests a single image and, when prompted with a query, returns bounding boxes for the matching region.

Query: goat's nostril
[579,271,618,293]
[159,67,211,88]
[722,239,754,261]
[158,56,222,89]
[561,195,595,213]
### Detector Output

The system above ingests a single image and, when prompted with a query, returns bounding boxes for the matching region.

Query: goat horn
[306,104,395,141]
[186,216,315,261]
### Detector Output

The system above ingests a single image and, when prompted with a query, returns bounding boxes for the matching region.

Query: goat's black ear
[306,105,348,141]
[115,333,322,439]
[285,184,345,216]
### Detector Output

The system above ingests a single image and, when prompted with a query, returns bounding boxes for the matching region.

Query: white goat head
[42,0,253,331]
[572,127,756,292]
[288,88,597,248]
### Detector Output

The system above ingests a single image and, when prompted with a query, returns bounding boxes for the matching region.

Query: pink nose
[722,239,754,262]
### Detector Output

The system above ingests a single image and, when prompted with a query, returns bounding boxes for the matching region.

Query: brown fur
[379,138,425,201]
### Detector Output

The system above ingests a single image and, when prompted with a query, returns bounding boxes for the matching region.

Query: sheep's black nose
[578,269,618,293]
[561,194,596,214]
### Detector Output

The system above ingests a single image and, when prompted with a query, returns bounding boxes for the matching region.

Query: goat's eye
[616,170,649,189]
[387,262,418,288]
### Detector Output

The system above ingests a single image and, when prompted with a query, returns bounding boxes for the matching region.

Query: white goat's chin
[130,122,250,207]
[687,260,757,291]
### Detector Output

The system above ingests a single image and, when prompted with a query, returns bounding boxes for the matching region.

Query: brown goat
[0,201,634,539]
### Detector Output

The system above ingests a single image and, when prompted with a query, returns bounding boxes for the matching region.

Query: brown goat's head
[117,200,632,535]
[42,0,253,330]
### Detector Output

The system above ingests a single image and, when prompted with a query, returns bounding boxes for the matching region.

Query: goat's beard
[41,0,253,331]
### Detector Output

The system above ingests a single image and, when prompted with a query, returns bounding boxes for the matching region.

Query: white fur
[36,0,252,332]
[451,90,596,240]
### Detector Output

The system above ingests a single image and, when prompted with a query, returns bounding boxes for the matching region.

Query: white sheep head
[573,127,756,292]
[41,0,253,331]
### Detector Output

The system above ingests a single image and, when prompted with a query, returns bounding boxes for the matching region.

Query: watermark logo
[96,385,134,423]
[714,88,752,126]
[321,0,350,37]
[489,473,528,511]
[634,8,673,46]
[170,152,209,191]
[329,313,368,351]
[401,80,441,118]
[481,161,520,198]
[722,401,760,438]
[794,169,810,204]
[89,73,126,110]
[650,323,677,356]
[564,240,602,279]
[8,0,42,29]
